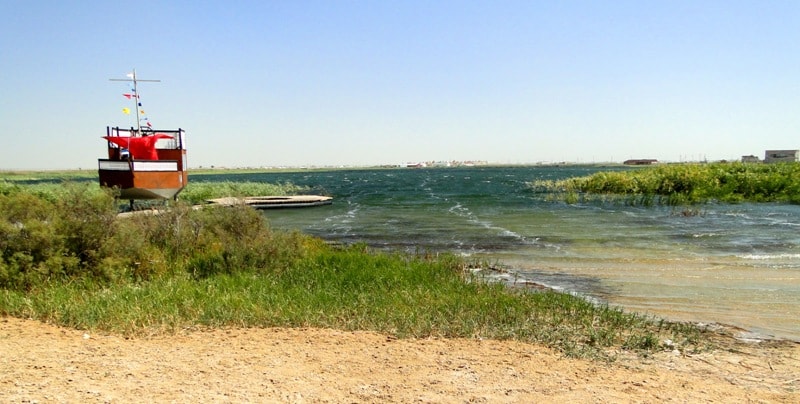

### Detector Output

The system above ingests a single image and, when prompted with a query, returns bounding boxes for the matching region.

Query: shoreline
[477,265,800,345]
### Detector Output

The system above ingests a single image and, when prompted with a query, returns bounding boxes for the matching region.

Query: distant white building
[764,150,800,164]
[741,155,760,163]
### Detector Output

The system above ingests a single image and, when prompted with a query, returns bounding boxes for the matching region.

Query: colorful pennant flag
[116,75,155,127]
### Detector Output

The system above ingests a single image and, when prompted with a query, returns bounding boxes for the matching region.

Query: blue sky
[2,1,799,169]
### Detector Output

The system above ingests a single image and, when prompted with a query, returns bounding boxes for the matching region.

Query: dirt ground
[1,317,798,403]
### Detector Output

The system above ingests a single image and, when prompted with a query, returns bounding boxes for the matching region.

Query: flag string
[120,80,154,128]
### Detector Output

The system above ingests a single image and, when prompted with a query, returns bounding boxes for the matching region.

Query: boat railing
[106,126,185,150]
[98,159,179,172]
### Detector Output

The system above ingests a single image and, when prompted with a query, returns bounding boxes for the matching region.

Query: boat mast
[109,69,160,134]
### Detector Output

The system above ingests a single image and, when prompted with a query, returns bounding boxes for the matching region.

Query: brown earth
[1,317,798,403]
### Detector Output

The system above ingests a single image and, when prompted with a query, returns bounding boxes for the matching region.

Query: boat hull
[98,159,187,200]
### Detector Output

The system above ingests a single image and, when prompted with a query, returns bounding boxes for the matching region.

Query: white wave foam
[692,233,718,238]
[324,203,359,224]
[446,201,552,248]
[738,253,800,260]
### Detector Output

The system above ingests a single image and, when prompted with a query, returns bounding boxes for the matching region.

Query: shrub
[0,181,317,289]
[54,184,118,272]
[0,189,81,289]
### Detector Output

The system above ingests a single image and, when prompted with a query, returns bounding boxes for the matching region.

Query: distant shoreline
[1,162,630,178]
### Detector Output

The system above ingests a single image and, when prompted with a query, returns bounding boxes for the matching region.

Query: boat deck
[206,195,333,209]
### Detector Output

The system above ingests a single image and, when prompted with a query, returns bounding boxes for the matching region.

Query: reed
[179,180,310,205]
[531,162,800,205]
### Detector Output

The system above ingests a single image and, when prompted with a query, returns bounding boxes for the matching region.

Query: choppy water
[192,167,800,340]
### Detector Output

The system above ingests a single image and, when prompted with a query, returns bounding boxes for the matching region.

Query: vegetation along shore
[1,165,799,401]
[532,161,800,205]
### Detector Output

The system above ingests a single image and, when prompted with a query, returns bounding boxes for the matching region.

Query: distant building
[764,150,799,164]
[623,159,658,165]
[741,155,760,163]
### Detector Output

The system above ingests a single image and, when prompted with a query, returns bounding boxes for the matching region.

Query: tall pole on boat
[110,69,160,134]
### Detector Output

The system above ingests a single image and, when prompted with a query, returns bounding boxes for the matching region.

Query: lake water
[192,166,800,341]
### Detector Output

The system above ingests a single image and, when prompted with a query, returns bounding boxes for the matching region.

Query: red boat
[98,70,187,204]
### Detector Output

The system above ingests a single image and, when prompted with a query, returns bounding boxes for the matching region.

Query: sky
[1,0,799,170]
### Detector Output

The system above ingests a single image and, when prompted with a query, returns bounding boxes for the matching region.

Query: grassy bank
[1,171,310,207]
[531,162,800,205]
[1,181,710,360]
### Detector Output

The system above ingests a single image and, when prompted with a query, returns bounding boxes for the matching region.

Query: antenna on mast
[110,69,160,133]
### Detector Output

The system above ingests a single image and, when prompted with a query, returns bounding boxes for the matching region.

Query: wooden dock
[206,195,333,209]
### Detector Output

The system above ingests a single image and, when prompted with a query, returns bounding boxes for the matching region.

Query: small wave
[481,272,566,292]
[324,203,359,224]
[497,229,540,245]
[692,233,719,238]
[445,201,556,249]
[738,253,800,260]
[448,203,467,215]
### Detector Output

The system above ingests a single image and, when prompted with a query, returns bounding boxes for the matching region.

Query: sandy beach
[1,317,798,402]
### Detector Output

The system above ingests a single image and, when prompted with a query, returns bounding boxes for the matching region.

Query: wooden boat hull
[98,159,187,200]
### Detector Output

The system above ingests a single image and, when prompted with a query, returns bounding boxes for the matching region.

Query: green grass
[0,247,707,360]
